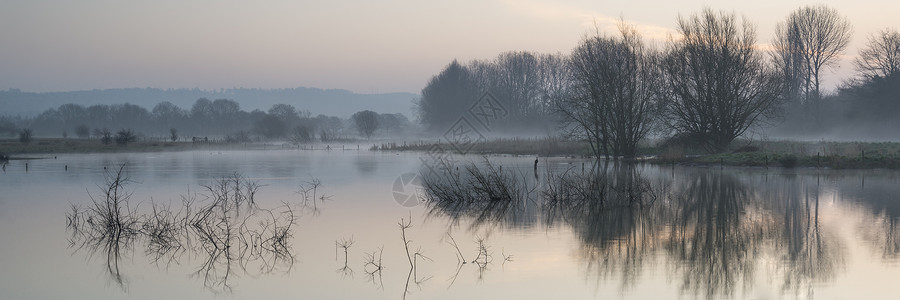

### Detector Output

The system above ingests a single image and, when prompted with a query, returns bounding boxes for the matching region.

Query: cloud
[497,0,675,41]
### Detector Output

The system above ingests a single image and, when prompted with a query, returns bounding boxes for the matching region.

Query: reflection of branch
[66,172,298,294]
[399,216,414,268]
[403,267,412,300]
[363,247,384,290]
[398,215,433,298]
[447,261,465,289]
[472,237,493,282]
[335,237,354,278]
[446,233,466,264]
[501,249,514,265]
[298,177,332,216]
[413,250,433,284]
[65,164,140,291]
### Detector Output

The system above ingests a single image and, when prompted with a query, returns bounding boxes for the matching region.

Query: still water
[1,150,899,299]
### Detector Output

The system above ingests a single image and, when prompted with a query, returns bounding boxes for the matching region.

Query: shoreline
[5,137,900,170]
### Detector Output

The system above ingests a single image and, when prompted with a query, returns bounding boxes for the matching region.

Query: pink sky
[1,0,895,94]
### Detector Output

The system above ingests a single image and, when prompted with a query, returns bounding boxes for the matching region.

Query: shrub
[18,128,33,143]
[778,155,798,168]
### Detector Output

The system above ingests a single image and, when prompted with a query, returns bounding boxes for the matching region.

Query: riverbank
[5,137,900,170]
[662,151,900,169]
[373,137,594,157]
[657,140,900,169]
[376,137,900,170]
[0,138,316,156]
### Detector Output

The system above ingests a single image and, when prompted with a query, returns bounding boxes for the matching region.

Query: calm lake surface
[2,149,900,299]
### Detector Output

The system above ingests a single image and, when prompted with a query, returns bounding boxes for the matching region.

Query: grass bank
[667,141,900,169]
[376,137,900,170]
[373,137,593,157]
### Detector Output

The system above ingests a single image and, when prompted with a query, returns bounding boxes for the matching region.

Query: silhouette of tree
[352,110,379,139]
[18,128,33,143]
[0,118,16,137]
[100,128,113,145]
[75,124,90,139]
[660,9,782,153]
[290,125,312,144]
[254,114,286,139]
[115,129,137,146]
[562,21,660,158]
[855,28,900,80]
[417,60,479,132]
[774,5,852,102]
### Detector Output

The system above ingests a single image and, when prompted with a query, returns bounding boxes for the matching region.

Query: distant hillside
[0,87,418,118]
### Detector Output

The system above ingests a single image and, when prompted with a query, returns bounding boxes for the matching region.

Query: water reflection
[543,163,664,292]
[420,158,538,231]
[664,171,766,298]
[66,170,297,293]
[421,160,868,298]
[65,165,141,288]
[53,153,900,299]
[354,155,378,176]
[759,174,844,296]
[834,175,900,260]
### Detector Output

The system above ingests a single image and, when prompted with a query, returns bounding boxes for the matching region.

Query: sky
[1,0,897,94]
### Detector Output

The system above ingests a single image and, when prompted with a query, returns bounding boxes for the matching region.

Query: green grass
[657,140,900,169]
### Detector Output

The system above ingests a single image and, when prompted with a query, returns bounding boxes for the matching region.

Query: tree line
[0,98,411,143]
[418,6,900,156]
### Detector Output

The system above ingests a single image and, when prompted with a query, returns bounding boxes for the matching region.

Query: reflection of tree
[416,157,861,297]
[760,176,843,295]
[865,213,900,260]
[421,159,537,231]
[545,166,844,298]
[835,177,900,259]
[664,172,763,298]
[544,163,663,291]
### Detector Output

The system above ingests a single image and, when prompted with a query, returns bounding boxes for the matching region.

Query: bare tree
[561,22,660,158]
[771,19,806,104]
[537,53,572,118]
[660,9,783,153]
[352,110,379,139]
[774,5,852,102]
[18,128,33,144]
[487,51,542,124]
[115,129,137,146]
[100,128,113,145]
[855,28,900,80]
[290,125,313,144]
[76,124,91,139]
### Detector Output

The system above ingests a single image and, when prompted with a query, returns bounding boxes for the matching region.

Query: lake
[1,149,899,299]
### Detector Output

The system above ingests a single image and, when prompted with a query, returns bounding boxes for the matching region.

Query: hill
[0,87,418,118]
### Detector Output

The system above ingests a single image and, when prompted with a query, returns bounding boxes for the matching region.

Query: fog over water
[3,2,900,299]
[1,150,900,299]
